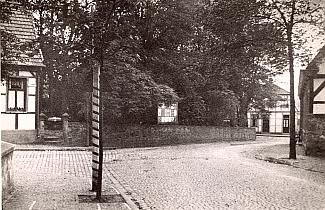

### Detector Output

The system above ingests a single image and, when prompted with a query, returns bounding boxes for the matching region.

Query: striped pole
[91,62,103,199]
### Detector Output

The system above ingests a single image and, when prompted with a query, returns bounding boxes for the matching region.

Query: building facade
[247,85,299,134]
[299,45,325,156]
[158,103,178,124]
[1,7,44,143]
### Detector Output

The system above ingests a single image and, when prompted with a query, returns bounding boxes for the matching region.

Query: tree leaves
[4,0,322,125]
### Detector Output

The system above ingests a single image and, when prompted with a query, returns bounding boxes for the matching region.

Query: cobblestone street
[109,138,325,210]
[4,137,325,210]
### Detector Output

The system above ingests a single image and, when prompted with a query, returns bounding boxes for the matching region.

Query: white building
[158,103,178,124]
[247,85,299,134]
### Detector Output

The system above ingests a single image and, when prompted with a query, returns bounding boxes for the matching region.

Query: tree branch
[271,0,288,27]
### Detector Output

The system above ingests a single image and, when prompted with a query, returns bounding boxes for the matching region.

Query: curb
[107,170,141,210]
[255,154,325,174]
[230,141,259,146]
[15,147,91,151]
[256,134,289,137]
[255,154,297,166]
[14,147,118,151]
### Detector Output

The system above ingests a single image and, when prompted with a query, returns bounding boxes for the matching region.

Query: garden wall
[1,130,36,144]
[39,122,88,146]
[102,125,256,148]
[2,142,15,202]
[303,115,325,156]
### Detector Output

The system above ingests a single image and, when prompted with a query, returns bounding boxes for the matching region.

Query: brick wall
[303,115,325,156]
[2,142,15,202]
[1,130,36,144]
[102,125,256,148]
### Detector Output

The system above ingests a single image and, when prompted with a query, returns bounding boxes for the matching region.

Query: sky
[274,0,325,99]
[274,32,325,102]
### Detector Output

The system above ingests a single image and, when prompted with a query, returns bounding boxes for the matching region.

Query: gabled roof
[306,45,325,72]
[298,44,325,97]
[0,6,44,67]
[270,83,289,95]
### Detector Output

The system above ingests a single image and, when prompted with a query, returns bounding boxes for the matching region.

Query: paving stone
[4,137,325,210]
[107,139,325,210]
[3,151,131,210]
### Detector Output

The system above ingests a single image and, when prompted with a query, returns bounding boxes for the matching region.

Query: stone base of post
[39,113,47,140]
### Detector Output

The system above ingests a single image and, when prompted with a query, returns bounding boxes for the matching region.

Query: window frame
[6,77,27,112]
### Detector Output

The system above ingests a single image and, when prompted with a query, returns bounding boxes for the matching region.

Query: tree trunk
[48,70,55,116]
[39,71,45,113]
[237,97,249,127]
[288,29,296,159]
[61,74,69,114]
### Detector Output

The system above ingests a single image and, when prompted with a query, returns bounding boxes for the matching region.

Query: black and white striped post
[91,61,103,199]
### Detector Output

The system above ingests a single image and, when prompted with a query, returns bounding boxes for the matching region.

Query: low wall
[2,142,15,202]
[68,122,88,146]
[103,125,256,148]
[39,122,88,146]
[1,130,36,144]
[303,115,325,156]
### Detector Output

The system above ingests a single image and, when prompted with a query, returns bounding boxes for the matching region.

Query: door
[262,118,269,133]
[283,115,289,133]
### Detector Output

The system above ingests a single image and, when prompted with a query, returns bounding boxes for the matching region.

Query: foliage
[203,90,239,126]
[23,0,181,122]
[189,0,289,126]
[258,0,324,159]
[3,0,322,126]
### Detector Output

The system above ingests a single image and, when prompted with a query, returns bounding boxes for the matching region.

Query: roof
[0,6,44,67]
[298,44,325,97]
[306,45,325,72]
[270,83,289,95]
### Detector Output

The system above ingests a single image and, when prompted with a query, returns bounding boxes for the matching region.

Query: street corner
[255,153,298,166]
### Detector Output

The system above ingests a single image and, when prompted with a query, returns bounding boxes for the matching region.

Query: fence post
[62,113,69,143]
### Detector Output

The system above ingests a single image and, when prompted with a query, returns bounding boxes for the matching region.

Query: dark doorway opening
[262,118,269,133]
[283,115,289,133]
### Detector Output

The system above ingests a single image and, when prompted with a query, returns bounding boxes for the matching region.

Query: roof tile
[0,7,44,67]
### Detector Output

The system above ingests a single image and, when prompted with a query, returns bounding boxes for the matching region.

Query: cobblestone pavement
[3,151,131,210]
[109,138,325,210]
[4,137,325,210]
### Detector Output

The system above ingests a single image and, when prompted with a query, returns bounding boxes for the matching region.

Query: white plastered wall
[313,58,325,114]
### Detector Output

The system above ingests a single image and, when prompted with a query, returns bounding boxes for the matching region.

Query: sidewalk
[3,148,138,210]
[255,143,325,173]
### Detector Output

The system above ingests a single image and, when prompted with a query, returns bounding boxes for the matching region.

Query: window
[251,114,258,127]
[279,95,289,108]
[158,103,178,124]
[7,78,27,112]
[283,115,289,127]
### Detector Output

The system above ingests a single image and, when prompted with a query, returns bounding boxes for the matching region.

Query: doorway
[283,115,289,133]
[262,118,269,133]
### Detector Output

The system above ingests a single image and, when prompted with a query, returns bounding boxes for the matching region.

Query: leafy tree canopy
[2,0,323,126]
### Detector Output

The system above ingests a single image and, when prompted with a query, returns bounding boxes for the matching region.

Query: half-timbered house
[299,45,325,156]
[1,7,44,143]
